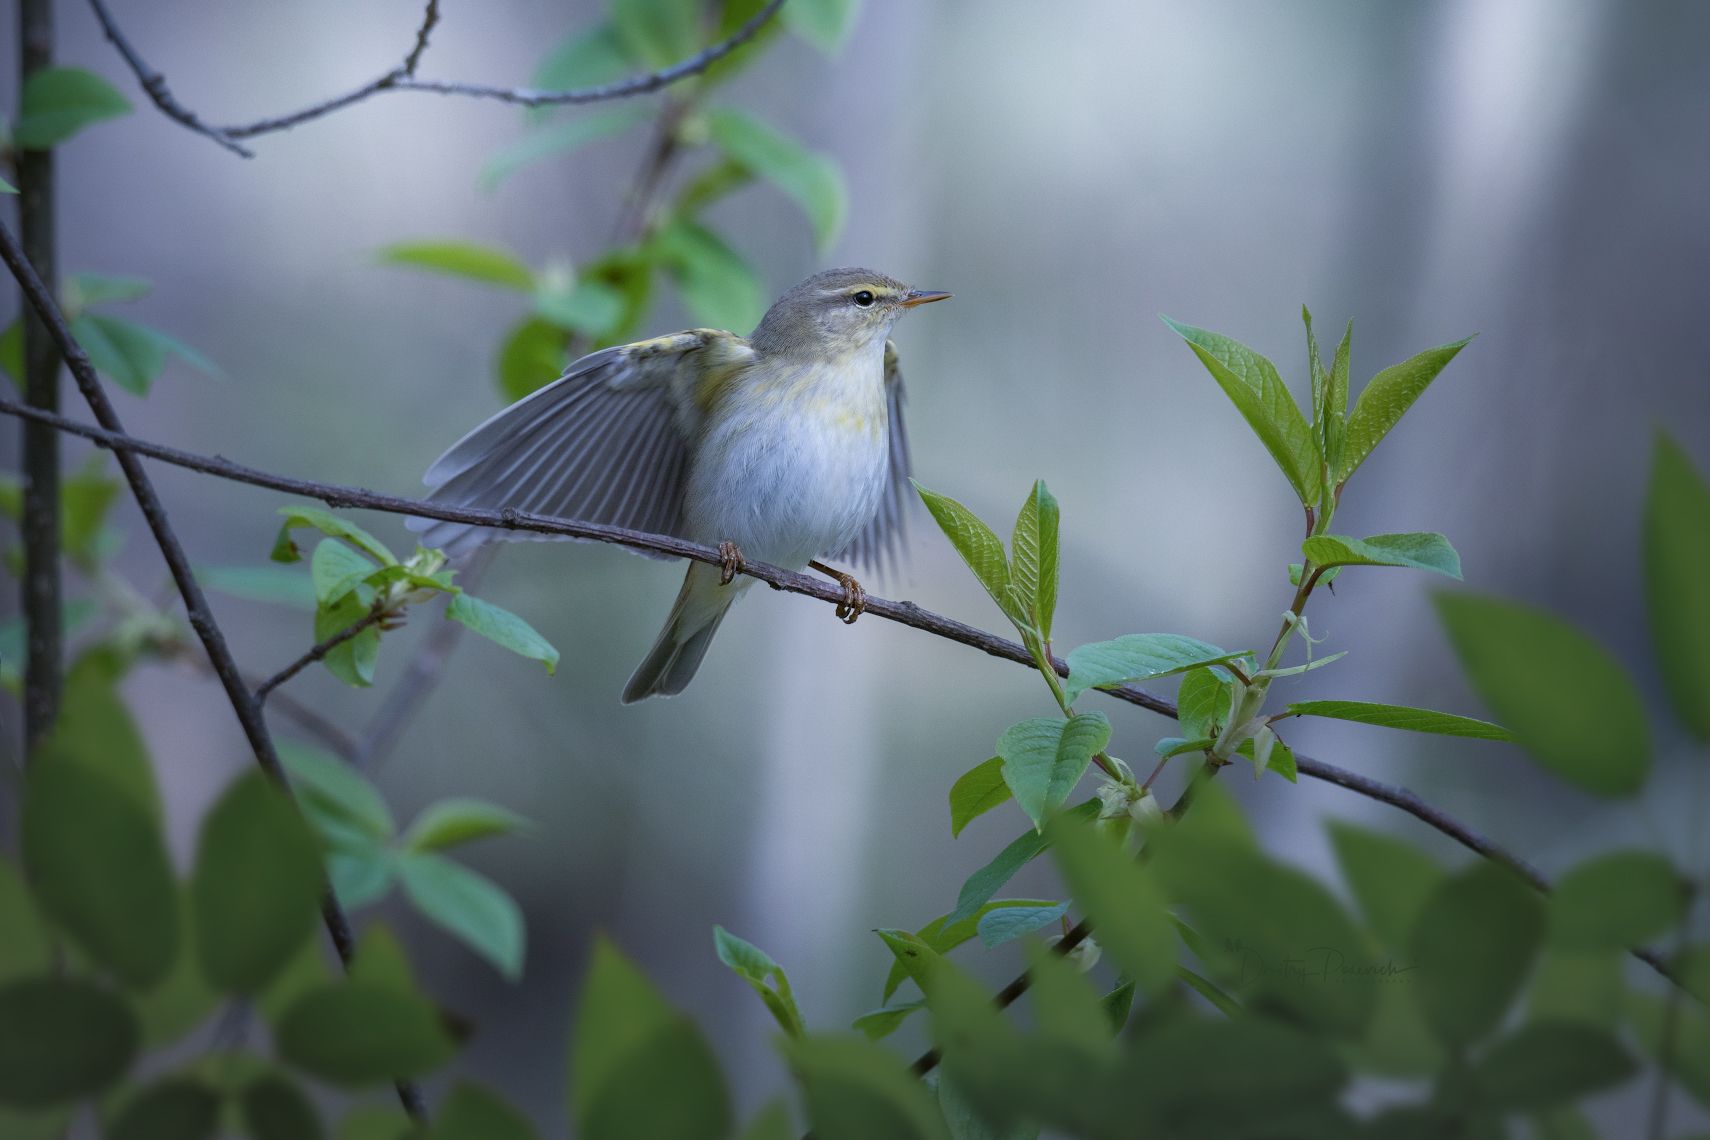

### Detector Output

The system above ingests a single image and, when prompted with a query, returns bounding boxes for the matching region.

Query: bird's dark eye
[852,290,876,307]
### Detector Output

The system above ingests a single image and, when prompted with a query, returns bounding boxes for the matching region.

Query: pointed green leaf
[1284,699,1513,740]
[495,315,571,402]
[403,798,531,852]
[378,241,534,290]
[315,589,382,688]
[1326,821,1443,949]
[433,1080,539,1140]
[782,0,861,53]
[0,176,14,194]
[851,1000,924,1041]
[446,593,559,675]
[1549,850,1685,949]
[534,277,627,338]
[275,982,456,1086]
[1410,862,1544,1047]
[996,713,1110,829]
[976,902,1069,949]
[478,108,649,190]
[277,741,395,839]
[912,482,1021,624]
[786,1035,948,1140]
[713,926,803,1037]
[1176,666,1233,739]
[1301,532,1462,578]
[1025,941,1111,1051]
[0,978,138,1109]
[1472,1022,1635,1111]
[948,801,1098,925]
[654,221,766,331]
[571,938,731,1140]
[1435,593,1650,796]
[396,852,525,980]
[706,108,846,250]
[881,899,1061,1001]
[1339,337,1472,482]
[14,67,132,149]
[67,272,151,309]
[1010,480,1060,641]
[275,506,397,566]
[1162,316,1320,505]
[108,1076,220,1140]
[239,1074,324,1140]
[191,772,323,994]
[1046,816,1176,993]
[35,656,160,817]
[948,756,1011,837]
[1644,434,1710,741]
[196,564,316,609]
[875,929,944,996]
[533,22,635,93]
[311,538,379,606]
[23,761,178,987]
[1063,633,1244,703]
[611,0,699,68]
[72,311,165,395]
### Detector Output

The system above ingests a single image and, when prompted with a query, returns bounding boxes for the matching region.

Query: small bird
[410,267,950,702]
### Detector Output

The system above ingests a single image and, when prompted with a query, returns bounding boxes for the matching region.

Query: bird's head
[750,267,950,359]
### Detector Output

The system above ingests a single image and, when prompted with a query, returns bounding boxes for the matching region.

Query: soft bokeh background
[4,0,1709,1130]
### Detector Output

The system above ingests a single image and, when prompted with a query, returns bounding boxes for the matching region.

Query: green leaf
[1301,531,1461,578]
[875,929,944,1001]
[1024,941,1112,1052]
[13,67,132,149]
[1644,434,1710,741]
[1176,666,1233,739]
[432,1081,538,1140]
[446,592,559,674]
[1324,319,1352,473]
[881,899,1062,1001]
[653,221,767,331]
[403,798,532,853]
[948,802,1098,925]
[737,1100,795,1140]
[275,506,397,566]
[1046,816,1176,993]
[35,656,160,817]
[948,756,1011,837]
[534,277,627,338]
[533,22,636,93]
[67,272,151,309]
[1161,316,1320,505]
[1435,592,1651,796]
[786,1035,949,1140]
[1063,634,1246,704]
[706,108,847,250]
[278,741,396,840]
[782,0,861,53]
[335,1104,417,1140]
[349,924,416,993]
[0,176,14,194]
[1410,862,1544,1047]
[1527,948,1622,1028]
[239,1074,324,1140]
[1473,1021,1635,1111]
[196,564,316,609]
[996,713,1111,829]
[1325,821,1443,949]
[495,315,571,402]
[0,978,138,1108]
[23,760,179,987]
[315,589,382,688]
[1628,990,1710,1109]
[851,1001,924,1041]
[378,241,534,290]
[0,320,21,382]
[976,902,1068,949]
[1548,850,1684,949]
[0,862,51,984]
[1339,336,1473,483]
[611,0,699,68]
[478,108,649,190]
[72,312,165,395]
[108,1076,220,1140]
[571,937,732,1140]
[311,537,379,606]
[1009,480,1060,641]
[1283,699,1512,740]
[277,982,456,1086]
[396,852,525,980]
[191,772,324,994]
[911,482,1022,625]
[713,925,804,1037]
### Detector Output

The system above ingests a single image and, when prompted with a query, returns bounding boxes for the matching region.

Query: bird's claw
[833,572,866,625]
[717,540,746,586]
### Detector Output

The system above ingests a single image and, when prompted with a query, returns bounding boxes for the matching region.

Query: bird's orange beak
[901,290,952,308]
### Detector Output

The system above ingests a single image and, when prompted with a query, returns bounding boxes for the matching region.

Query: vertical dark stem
[17,0,62,752]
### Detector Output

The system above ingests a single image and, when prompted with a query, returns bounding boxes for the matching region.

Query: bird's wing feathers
[832,340,913,576]
[412,330,754,558]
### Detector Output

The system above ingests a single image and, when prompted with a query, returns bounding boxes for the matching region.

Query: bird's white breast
[682,342,890,570]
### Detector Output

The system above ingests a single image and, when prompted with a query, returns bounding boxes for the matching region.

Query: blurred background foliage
[3,0,1710,1135]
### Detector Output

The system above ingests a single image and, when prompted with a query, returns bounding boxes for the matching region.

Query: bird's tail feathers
[622,565,740,703]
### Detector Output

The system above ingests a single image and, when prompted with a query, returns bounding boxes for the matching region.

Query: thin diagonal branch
[0,391,1689,999]
[0,218,427,1123]
[255,605,388,705]
[91,0,785,156]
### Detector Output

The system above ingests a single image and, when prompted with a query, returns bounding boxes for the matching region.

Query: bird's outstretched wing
[411,330,755,558]
[832,339,913,576]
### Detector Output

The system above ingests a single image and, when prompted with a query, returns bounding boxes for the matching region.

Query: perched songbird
[410,268,950,702]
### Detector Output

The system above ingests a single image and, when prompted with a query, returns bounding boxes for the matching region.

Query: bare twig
[254,606,388,705]
[0,218,427,1123]
[89,0,786,157]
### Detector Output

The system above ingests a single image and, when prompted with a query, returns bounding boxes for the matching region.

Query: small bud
[1129,790,1164,826]
[1046,933,1102,972]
